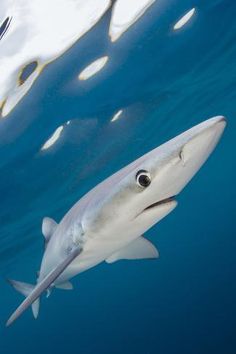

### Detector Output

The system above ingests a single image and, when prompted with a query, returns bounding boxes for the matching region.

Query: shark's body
[7,116,226,326]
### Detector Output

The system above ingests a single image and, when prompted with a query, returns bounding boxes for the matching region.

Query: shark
[6,116,226,326]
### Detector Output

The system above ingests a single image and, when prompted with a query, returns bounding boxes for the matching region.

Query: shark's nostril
[179,149,186,166]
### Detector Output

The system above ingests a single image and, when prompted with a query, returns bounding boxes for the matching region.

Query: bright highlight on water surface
[79,56,109,81]
[41,126,64,151]
[173,8,196,30]
[111,110,123,122]
[109,0,156,42]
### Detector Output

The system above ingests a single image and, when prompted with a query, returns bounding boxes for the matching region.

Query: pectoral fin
[6,247,81,327]
[106,237,159,264]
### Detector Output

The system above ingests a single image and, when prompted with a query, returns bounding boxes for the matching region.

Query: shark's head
[43,116,227,273]
[82,116,226,237]
[40,115,226,280]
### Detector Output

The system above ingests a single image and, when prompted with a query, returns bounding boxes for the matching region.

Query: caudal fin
[6,246,82,327]
[7,279,40,319]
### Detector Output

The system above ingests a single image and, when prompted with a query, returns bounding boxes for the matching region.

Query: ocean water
[0,0,236,353]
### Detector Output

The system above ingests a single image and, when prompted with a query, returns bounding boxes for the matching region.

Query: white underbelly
[57,231,137,283]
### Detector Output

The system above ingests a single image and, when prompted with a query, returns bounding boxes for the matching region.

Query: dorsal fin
[42,217,57,243]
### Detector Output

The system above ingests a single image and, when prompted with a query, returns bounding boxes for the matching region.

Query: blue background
[0,0,235,353]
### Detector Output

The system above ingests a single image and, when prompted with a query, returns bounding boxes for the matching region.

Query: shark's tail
[6,247,81,327]
[7,279,40,319]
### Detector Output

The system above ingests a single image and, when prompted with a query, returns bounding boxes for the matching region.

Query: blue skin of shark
[7,116,226,326]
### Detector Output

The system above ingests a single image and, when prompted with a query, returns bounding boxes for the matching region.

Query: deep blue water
[0,0,236,353]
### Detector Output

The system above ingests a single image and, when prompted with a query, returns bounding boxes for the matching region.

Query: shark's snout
[179,115,226,166]
[132,116,227,221]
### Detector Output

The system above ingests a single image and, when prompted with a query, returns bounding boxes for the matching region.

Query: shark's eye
[136,170,151,188]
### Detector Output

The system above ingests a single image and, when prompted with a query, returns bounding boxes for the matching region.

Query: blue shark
[6,116,226,326]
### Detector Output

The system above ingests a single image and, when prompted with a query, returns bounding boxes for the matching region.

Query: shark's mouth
[143,196,176,212]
